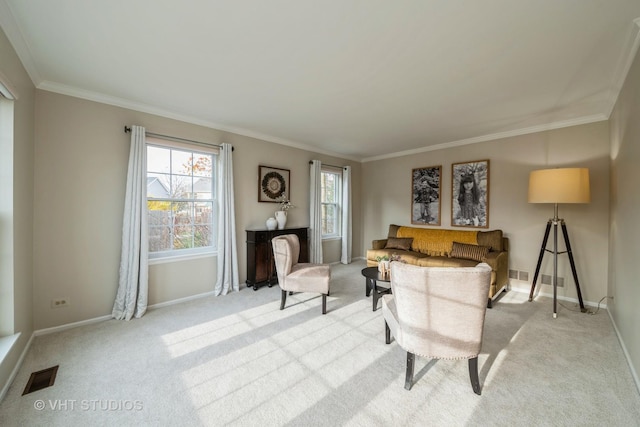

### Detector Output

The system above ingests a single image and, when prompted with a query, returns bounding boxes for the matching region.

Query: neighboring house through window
[321,167,342,238]
[146,137,218,259]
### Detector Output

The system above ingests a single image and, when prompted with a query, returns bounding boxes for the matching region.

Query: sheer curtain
[113,125,148,320]
[309,160,323,263]
[215,143,239,295]
[341,166,352,264]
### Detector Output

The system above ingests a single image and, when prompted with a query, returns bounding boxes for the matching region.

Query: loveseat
[366,224,509,307]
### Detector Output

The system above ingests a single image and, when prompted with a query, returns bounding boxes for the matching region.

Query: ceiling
[2,1,640,161]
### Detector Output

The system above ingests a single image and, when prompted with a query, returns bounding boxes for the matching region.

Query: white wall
[609,42,640,387]
[361,121,611,305]
[33,90,361,329]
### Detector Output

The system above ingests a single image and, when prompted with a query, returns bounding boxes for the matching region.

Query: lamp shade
[528,168,590,203]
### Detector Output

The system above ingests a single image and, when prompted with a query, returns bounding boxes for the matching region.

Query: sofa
[366,224,509,307]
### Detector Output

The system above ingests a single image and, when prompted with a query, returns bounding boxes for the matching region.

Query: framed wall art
[411,165,441,226]
[451,159,490,228]
[258,165,290,203]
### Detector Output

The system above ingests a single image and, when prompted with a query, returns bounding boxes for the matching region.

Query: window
[0,88,15,338]
[146,138,217,259]
[321,168,342,238]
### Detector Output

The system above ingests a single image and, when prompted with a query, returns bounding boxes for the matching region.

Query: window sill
[149,251,216,265]
[0,333,21,366]
[322,236,342,242]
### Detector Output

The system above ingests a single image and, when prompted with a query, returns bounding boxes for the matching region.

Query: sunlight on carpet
[178,296,395,425]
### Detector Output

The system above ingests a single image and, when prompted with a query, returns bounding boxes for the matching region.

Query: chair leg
[280,290,287,310]
[322,294,327,314]
[405,352,415,390]
[469,357,481,395]
[385,321,391,344]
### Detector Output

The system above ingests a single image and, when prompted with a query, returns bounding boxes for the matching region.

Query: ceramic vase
[275,210,287,230]
[266,217,277,230]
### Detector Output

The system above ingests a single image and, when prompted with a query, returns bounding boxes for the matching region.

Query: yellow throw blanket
[397,227,478,256]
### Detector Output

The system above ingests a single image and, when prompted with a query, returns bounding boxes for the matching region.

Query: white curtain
[309,160,323,263]
[215,143,239,295]
[113,125,148,320]
[341,166,352,264]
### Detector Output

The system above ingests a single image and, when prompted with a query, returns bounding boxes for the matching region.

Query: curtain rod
[309,160,347,169]
[124,126,232,150]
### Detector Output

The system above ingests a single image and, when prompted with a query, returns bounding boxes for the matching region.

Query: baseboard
[34,314,113,337]
[509,286,605,309]
[147,290,216,310]
[607,308,640,395]
[0,332,34,402]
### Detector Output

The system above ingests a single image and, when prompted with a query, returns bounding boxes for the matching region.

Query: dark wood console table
[245,227,309,290]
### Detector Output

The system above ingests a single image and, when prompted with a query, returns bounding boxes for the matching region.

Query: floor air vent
[22,365,59,395]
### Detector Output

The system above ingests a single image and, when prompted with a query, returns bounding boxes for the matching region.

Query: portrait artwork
[411,165,441,226]
[451,160,490,228]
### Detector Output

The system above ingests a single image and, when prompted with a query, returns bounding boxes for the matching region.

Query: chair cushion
[285,263,331,294]
[449,241,490,262]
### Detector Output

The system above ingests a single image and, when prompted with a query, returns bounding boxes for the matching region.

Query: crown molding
[37,81,361,163]
[361,114,608,163]
[0,0,41,85]
[605,17,640,118]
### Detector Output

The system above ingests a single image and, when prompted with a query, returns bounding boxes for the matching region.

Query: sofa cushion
[477,229,503,252]
[450,241,490,262]
[388,224,401,238]
[385,237,413,251]
[396,227,477,256]
[416,256,478,268]
[367,249,428,265]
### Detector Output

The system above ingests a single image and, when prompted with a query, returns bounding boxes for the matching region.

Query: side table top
[361,267,391,283]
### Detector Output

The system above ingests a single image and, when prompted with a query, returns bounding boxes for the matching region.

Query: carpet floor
[1,260,639,426]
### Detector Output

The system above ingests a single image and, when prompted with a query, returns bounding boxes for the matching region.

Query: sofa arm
[372,239,388,250]
[484,251,508,289]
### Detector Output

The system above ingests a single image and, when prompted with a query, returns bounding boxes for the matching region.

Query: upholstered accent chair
[382,261,492,393]
[271,234,331,314]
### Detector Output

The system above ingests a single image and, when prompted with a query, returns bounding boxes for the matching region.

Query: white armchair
[271,234,331,314]
[382,261,492,393]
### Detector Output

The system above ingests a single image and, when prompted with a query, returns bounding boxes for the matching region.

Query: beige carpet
[1,261,639,426]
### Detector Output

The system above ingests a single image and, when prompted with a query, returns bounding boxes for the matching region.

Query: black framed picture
[451,159,490,228]
[411,165,441,226]
[258,165,290,203]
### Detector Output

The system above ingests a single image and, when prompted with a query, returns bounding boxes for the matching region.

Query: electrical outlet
[51,298,70,308]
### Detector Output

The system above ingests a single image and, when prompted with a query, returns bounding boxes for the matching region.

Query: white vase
[275,210,287,230]
[266,217,277,230]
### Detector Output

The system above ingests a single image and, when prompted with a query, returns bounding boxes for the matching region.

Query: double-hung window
[321,168,342,238]
[146,137,218,259]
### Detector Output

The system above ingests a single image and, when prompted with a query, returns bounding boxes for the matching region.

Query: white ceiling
[2,1,640,161]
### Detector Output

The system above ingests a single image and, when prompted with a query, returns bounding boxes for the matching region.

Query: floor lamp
[527,168,590,318]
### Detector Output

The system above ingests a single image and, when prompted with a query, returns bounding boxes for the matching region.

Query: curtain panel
[215,143,239,295]
[341,165,352,264]
[113,125,149,320]
[309,160,323,263]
